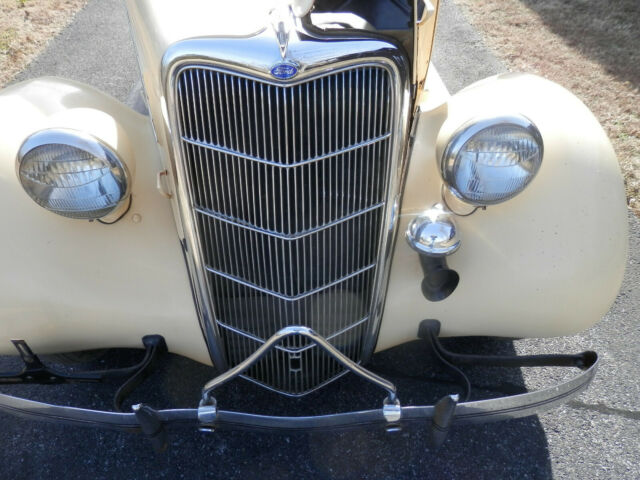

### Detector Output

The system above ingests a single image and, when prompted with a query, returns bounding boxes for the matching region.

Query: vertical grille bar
[174,64,396,395]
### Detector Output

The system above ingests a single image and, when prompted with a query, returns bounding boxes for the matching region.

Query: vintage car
[0,0,628,451]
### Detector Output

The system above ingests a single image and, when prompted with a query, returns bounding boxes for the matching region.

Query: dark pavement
[1,0,638,478]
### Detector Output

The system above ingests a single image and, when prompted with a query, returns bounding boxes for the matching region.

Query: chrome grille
[175,64,395,395]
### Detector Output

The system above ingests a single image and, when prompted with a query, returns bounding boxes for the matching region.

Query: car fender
[377,70,627,351]
[0,77,210,364]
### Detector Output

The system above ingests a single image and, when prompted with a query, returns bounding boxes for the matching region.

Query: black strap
[113,336,167,412]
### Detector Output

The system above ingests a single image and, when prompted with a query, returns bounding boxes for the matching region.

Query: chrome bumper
[0,323,598,452]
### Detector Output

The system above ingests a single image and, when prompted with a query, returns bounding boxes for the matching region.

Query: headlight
[17,129,130,219]
[441,115,543,205]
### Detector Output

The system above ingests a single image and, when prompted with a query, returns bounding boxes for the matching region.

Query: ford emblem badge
[270,63,298,80]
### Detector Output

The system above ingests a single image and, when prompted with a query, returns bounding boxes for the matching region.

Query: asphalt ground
[1,0,639,478]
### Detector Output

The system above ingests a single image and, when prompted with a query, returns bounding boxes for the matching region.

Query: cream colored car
[0,0,626,450]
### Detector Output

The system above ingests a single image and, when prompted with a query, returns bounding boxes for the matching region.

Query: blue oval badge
[270,62,298,80]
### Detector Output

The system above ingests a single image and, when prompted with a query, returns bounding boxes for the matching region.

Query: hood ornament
[274,18,290,59]
[269,4,300,80]
[270,4,295,59]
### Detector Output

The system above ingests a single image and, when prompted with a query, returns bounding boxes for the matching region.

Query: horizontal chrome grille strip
[181,133,392,169]
[178,66,392,164]
[207,268,375,342]
[194,202,384,241]
[197,206,383,297]
[182,138,391,236]
[205,263,376,302]
[217,315,370,354]
[238,369,351,398]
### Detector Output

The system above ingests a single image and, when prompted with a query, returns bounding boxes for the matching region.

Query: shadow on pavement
[0,336,553,479]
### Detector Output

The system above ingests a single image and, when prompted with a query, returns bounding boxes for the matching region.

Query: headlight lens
[441,115,543,205]
[17,129,129,219]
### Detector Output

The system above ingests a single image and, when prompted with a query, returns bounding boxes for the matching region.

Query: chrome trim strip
[205,263,376,302]
[202,326,398,402]
[195,202,385,241]
[218,315,370,355]
[238,368,351,398]
[181,132,392,168]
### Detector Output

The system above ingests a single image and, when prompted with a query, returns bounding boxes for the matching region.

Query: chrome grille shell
[162,32,410,395]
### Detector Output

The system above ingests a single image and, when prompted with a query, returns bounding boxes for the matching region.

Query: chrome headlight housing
[17,129,130,219]
[441,115,543,206]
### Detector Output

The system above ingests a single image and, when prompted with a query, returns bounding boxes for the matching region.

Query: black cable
[97,196,132,225]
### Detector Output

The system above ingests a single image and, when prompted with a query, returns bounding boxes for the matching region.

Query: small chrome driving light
[17,129,130,219]
[441,115,543,206]
[406,204,460,257]
[406,205,460,302]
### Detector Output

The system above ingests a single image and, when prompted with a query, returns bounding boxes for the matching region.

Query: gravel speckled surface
[1,0,638,478]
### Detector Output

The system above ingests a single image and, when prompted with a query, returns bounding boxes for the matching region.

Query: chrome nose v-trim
[201,326,398,402]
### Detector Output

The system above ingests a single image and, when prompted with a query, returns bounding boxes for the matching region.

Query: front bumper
[0,322,598,452]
